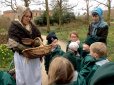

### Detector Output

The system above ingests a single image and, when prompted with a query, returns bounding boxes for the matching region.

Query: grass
[39,23,114,61]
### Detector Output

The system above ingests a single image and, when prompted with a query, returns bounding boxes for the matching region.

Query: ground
[41,35,66,85]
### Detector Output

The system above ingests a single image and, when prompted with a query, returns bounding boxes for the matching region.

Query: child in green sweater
[63,42,81,71]
[44,32,65,74]
[66,31,82,55]
[80,42,109,84]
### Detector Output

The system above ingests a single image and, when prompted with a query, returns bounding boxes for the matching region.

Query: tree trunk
[86,0,90,25]
[24,0,29,7]
[107,0,111,26]
[58,0,62,30]
[45,0,50,32]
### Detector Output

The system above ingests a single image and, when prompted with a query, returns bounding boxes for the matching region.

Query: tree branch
[93,0,108,7]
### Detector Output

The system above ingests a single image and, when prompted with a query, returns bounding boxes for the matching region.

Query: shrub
[0,44,14,69]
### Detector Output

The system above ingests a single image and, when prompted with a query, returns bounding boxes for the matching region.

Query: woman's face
[22,11,32,26]
[70,34,78,42]
[92,14,100,22]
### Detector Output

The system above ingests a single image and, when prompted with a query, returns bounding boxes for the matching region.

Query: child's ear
[94,53,99,59]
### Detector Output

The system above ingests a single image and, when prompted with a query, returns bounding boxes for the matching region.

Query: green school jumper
[89,62,114,85]
[0,71,16,85]
[63,51,82,72]
[44,45,65,74]
[80,55,109,84]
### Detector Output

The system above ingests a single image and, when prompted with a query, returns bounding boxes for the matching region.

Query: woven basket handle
[34,37,44,46]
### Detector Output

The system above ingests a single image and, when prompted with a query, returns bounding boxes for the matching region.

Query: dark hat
[47,35,58,44]
[46,31,56,40]
[46,31,58,44]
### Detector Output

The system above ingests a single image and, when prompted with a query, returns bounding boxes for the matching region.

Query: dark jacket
[44,45,65,74]
[85,23,108,45]
[8,21,42,53]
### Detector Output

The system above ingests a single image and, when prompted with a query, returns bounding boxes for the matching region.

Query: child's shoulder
[84,54,95,63]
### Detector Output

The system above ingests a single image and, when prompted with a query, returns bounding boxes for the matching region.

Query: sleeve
[87,24,91,36]
[8,22,20,42]
[79,56,95,79]
[95,25,108,42]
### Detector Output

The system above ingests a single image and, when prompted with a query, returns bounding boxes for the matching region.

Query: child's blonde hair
[48,57,74,85]
[90,42,107,57]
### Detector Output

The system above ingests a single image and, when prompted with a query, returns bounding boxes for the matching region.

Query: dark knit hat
[47,36,58,44]
[46,32,56,39]
[46,32,58,44]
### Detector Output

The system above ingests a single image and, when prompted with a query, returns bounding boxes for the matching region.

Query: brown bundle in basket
[21,38,34,45]
[22,37,52,59]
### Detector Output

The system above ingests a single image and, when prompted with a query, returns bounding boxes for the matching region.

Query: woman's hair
[22,8,33,20]
[90,42,107,57]
[48,57,74,85]
[69,31,79,38]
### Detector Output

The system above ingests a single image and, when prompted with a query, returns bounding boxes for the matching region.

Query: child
[63,42,81,71]
[44,33,65,74]
[66,31,82,55]
[48,57,86,85]
[80,42,109,84]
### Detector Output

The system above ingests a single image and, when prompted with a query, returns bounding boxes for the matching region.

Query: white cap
[69,42,79,51]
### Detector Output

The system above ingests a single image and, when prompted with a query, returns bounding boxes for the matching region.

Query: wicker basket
[22,37,52,59]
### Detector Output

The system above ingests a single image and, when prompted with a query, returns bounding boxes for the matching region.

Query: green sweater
[89,62,114,85]
[44,45,65,74]
[0,71,16,85]
[63,51,82,71]
[80,55,109,84]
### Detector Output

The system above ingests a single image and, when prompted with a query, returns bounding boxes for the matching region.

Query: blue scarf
[91,17,107,36]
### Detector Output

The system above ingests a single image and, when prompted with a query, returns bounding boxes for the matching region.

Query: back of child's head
[48,57,74,85]
[68,42,79,51]
[90,42,107,57]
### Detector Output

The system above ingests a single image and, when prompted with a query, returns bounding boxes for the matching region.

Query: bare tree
[94,0,112,26]
[23,0,30,7]
[81,0,93,25]
[51,0,78,30]
[0,0,17,11]
[45,0,50,32]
